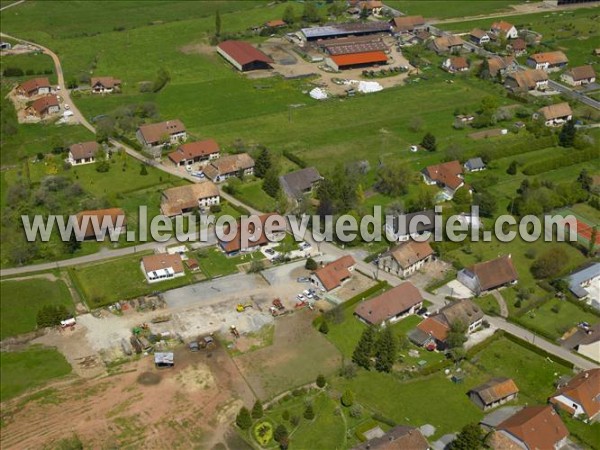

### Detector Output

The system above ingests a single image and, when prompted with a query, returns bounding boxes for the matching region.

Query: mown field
[0,277,74,339]
[385,0,527,20]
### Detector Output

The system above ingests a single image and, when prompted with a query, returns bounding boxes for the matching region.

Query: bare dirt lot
[0,344,254,450]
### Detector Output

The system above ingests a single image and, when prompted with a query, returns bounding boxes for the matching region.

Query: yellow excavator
[236,303,253,312]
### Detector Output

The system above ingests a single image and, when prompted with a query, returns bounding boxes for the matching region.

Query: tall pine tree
[262,168,280,198]
[374,326,397,373]
[352,326,376,369]
[559,119,576,147]
[254,148,272,178]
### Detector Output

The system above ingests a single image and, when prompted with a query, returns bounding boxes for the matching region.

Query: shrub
[282,410,290,421]
[290,415,300,426]
[282,150,307,168]
[349,405,362,418]
[253,421,273,446]
[303,404,315,420]
[341,389,354,407]
[252,400,264,419]
[139,164,148,176]
[36,304,70,328]
[236,407,252,430]
[273,424,288,443]
[318,321,329,334]
[339,362,357,379]
[316,374,326,388]
[305,257,318,270]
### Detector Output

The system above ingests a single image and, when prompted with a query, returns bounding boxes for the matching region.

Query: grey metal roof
[301,21,390,39]
[465,157,486,170]
[567,263,600,298]
[279,167,321,199]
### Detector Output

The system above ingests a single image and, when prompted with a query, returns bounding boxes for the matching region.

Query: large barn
[326,51,388,71]
[217,40,273,72]
[301,21,390,42]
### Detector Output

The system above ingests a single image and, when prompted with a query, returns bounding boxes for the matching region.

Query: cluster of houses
[15,77,60,120]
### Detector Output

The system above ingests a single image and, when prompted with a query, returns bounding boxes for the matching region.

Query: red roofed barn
[168,140,220,167]
[326,51,388,71]
[217,40,273,72]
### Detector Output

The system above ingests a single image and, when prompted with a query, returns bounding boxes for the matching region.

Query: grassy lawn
[0,278,74,339]
[515,298,599,340]
[385,0,525,20]
[195,246,265,278]
[0,52,57,84]
[474,293,501,316]
[0,345,72,402]
[69,252,196,307]
[234,179,277,213]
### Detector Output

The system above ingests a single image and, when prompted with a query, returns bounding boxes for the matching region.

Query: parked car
[64,104,70,110]
[188,341,199,352]
[297,294,306,302]
[303,289,314,299]
[297,277,310,283]
[265,248,275,255]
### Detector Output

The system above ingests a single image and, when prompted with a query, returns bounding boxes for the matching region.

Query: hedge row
[491,135,556,161]
[502,330,574,369]
[118,135,143,151]
[343,280,390,310]
[371,413,396,428]
[522,147,597,175]
[282,150,307,169]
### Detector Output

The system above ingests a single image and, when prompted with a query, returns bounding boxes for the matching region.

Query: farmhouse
[141,253,185,283]
[385,209,436,242]
[203,153,255,182]
[279,167,322,201]
[469,28,490,45]
[136,120,187,148]
[468,378,519,411]
[527,51,569,72]
[428,35,465,54]
[311,255,356,292]
[441,56,469,73]
[326,51,388,71]
[493,406,568,450]
[389,15,426,33]
[504,69,548,92]
[168,139,220,167]
[561,65,596,86]
[490,20,518,39]
[536,102,573,127]
[217,40,273,72]
[457,254,518,295]
[421,160,464,199]
[464,157,486,172]
[75,208,126,240]
[508,37,527,56]
[300,22,391,42]
[566,262,600,307]
[352,425,429,450]
[25,95,60,118]
[550,369,600,420]
[218,213,286,255]
[355,282,423,326]
[17,77,51,97]
[357,0,384,16]
[319,35,387,56]
[160,182,220,217]
[68,141,100,166]
[90,76,121,94]
[486,55,517,78]
[377,240,434,278]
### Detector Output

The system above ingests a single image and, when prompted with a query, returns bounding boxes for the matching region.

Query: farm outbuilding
[301,22,390,42]
[217,40,273,72]
[326,51,388,71]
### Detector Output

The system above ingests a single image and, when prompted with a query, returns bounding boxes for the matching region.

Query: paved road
[547,79,600,110]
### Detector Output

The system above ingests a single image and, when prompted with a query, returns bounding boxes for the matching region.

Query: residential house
[508,37,527,56]
[527,51,569,72]
[428,35,465,54]
[202,153,255,182]
[25,95,60,118]
[536,102,573,127]
[442,56,469,73]
[377,240,434,278]
[354,282,423,326]
[421,160,464,199]
[160,182,220,217]
[550,369,600,420]
[384,209,436,242]
[217,40,273,72]
[168,139,220,167]
[457,254,518,295]
[136,120,187,148]
[75,208,126,240]
[468,378,519,411]
[17,77,51,97]
[492,405,569,450]
[311,255,356,292]
[68,141,100,166]
[464,157,486,172]
[566,262,600,308]
[487,55,517,78]
[358,0,384,16]
[561,65,596,87]
[504,69,548,92]
[218,213,286,255]
[90,76,121,94]
[561,322,600,362]
[490,20,518,39]
[480,406,524,433]
[410,299,484,350]
[469,28,490,45]
[141,253,185,283]
[414,30,432,44]
[352,425,429,450]
[279,167,322,202]
[389,15,426,33]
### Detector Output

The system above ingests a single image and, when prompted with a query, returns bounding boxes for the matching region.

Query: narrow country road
[0,23,597,371]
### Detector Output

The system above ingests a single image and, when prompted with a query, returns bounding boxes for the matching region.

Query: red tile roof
[168,139,220,164]
[551,369,600,420]
[391,15,425,32]
[217,40,273,66]
[538,102,572,121]
[465,255,518,291]
[219,213,285,254]
[491,20,515,34]
[529,51,568,65]
[69,141,99,160]
[142,253,184,274]
[565,65,596,82]
[91,76,121,89]
[29,95,59,115]
[417,317,449,342]
[330,51,388,67]
[497,405,568,450]
[75,208,126,239]
[355,282,423,325]
[313,255,356,291]
[266,19,286,28]
[423,160,463,190]
[18,77,51,95]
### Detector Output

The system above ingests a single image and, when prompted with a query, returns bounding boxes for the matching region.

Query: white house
[550,369,600,420]
[68,141,100,166]
[160,182,220,217]
[536,102,573,127]
[141,253,185,283]
[311,255,355,292]
[490,20,518,39]
[561,65,596,87]
[527,51,569,72]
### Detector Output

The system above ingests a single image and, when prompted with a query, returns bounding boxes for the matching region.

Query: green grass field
[0,52,57,84]
[195,246,265,278]
[0,277,74,339]
[385,0,526,20]
[1,345,72,402]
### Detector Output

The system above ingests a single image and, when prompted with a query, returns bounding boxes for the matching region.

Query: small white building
[141,253,185,283]
[550,369,600,420]
[68,141,100,166]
